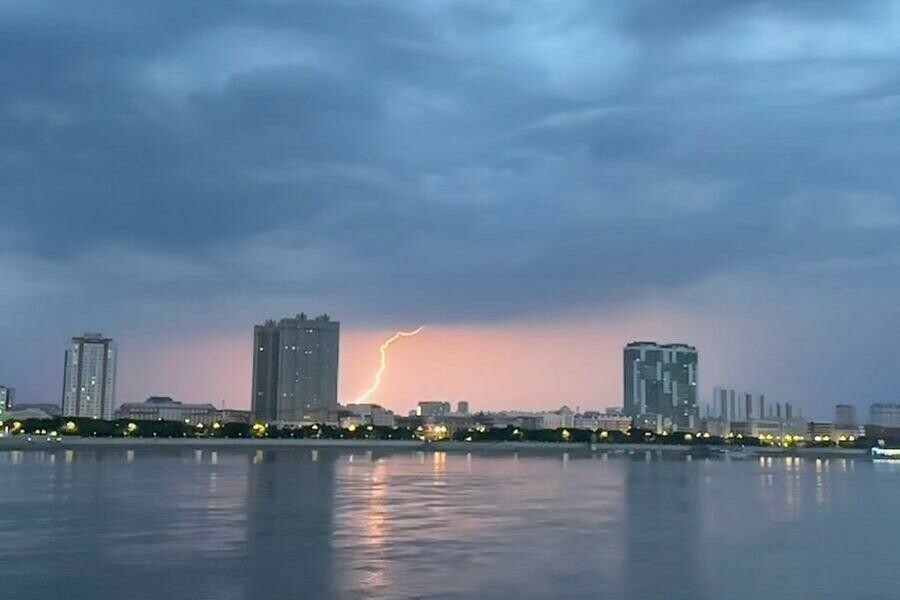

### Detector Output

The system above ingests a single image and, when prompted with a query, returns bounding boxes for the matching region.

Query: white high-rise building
[0,386,13,423]
[62,333,117,419]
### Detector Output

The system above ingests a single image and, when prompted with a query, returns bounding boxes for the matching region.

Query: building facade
[251,314,340,425]
[62,333,117,419]
[624,341,698,430]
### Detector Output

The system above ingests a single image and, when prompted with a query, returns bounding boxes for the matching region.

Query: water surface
[1,448,897,599]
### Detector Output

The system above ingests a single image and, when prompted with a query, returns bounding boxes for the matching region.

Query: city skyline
[0,322,888,421]
[1,1,899,417]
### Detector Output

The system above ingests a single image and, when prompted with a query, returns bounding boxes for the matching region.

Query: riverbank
[0,436,872,458]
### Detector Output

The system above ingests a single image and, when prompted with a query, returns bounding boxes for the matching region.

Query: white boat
[871,447,900,459]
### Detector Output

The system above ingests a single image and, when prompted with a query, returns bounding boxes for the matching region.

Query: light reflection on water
[1,449,899,600]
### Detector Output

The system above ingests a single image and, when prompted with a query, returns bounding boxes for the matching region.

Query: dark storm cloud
[2,0,899,324]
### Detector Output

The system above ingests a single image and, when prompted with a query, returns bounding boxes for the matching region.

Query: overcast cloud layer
[2,1,899,413]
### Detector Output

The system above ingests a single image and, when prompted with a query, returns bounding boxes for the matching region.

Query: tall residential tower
[62,333,117,419]
[624,341,698,430]
[251,314,340,425]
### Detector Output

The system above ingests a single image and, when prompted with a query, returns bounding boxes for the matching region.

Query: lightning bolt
[353,326,425,404]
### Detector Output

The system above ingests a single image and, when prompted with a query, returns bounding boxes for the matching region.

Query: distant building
[574,411,631,432]
[0,386,12,422]
[834,425,864,440]
[729,419,789,439]
[12,402,62,417]
[865,424,900,441]
[713,388,769,422]
[807,422,836,440]
[4,407,53,421]
[457,401,470,415]
[116,397,218,424]
[633,413,665,434]
[475,411,542,431]
[62,333,117,420]
[0,386,14,412]
[714,387,737,422]
[10,403,61,417]
[835,405,857,428]
[251,314,340,425]
[347,403,395,427]
[540,406,575,429]
[624,341,698,430]
[870,403,900,428]
[217,409,251,424]
[416,401,451,417]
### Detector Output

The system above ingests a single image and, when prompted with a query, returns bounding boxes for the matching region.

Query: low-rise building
[346,403,396,427]
[865,424,900,441]
[216,409,251,424]
[539,406,575,429]
[833,425,864,441]
[415,401,451,417]
[4,407,53,421]
[807,421,835,441]
[10,403,61,417]
[116,396,218,424]
[574,411,631,432]
[475,412,542,430]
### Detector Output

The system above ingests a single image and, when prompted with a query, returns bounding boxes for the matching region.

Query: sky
[1,1,899,418]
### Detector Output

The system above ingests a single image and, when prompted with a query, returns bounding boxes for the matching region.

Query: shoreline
[0,436,871,459]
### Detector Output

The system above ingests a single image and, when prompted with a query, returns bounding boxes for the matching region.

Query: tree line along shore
[0,416,883,452]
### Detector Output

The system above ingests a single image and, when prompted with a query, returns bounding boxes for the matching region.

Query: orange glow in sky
[116,308,761,415]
